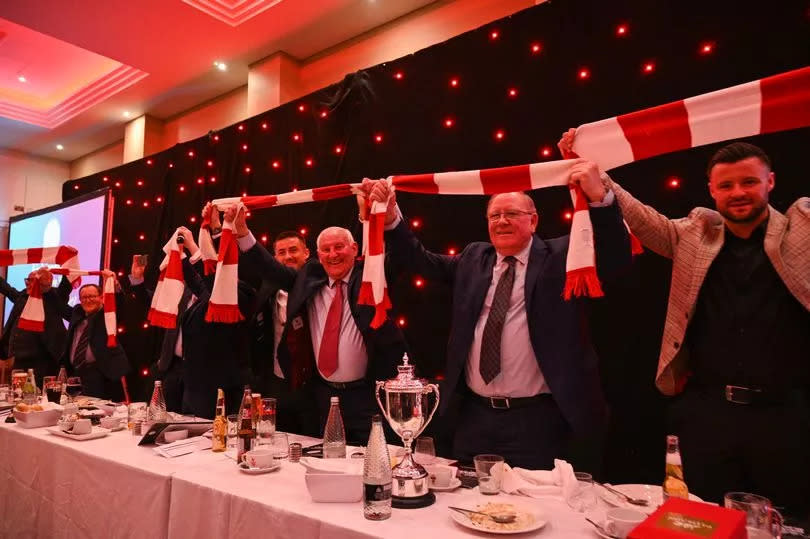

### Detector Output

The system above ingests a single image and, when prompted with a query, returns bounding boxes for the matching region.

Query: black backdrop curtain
[64,0,809,482]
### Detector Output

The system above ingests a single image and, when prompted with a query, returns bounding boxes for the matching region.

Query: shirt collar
[496,239,531,267]
[328,265,353,287]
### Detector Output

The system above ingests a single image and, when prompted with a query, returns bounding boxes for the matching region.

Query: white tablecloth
[1,422,606,539]
[0,421,212,539]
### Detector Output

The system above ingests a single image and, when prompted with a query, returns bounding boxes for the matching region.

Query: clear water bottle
[323,396,346,458]
[147,380,167,426]
[363,414,392,520]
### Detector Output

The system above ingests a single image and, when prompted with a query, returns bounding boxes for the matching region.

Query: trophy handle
[414,383,440,439]
[375,381,393,427]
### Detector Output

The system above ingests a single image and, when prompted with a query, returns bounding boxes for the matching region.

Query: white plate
[598,484,703,515]
[46,426,110,441]
[238,462,280,475]
[430,478,462,492]
[449,503,547,535]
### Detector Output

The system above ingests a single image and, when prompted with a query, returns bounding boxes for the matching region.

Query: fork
[595,482,649,506]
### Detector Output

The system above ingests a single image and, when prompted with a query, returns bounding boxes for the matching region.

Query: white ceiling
[0,0,437,161]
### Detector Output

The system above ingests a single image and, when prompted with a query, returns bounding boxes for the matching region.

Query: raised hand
[558,128,577,157]
[568,159,607,203]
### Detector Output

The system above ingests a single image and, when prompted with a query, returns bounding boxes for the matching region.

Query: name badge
[292,316,304,330]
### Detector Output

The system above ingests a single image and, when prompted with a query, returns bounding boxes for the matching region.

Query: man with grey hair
[232,207,406,443]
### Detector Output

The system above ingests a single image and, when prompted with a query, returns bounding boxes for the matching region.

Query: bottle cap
[330,396,339,404]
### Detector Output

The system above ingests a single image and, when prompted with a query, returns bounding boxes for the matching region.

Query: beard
[718,198,768,223]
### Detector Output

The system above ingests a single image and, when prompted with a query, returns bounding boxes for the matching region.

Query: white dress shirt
[307,268,368,382]
[272,290,287,379]
[465,240,550,397]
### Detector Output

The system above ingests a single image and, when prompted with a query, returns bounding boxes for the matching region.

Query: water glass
[566,472,598,512]
[268,432,289,459]
[256,398,276,444]
[414,436,436,464]
[473,454,505,495]
[724,492,783,539]
[226,414,239,449]
[44,381,63,403]
[0,384,9,403]
[41,376,57,398]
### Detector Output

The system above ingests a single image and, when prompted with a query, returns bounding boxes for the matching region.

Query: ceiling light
[56,144,64,151]
[123,111,131,118]
[213,61,227,71]
[17,75,26,83]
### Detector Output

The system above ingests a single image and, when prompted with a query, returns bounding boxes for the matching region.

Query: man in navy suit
[365,160,631,469]
[231,208,406,444]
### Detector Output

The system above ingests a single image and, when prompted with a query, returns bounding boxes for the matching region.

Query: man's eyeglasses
[80,294,100,301]
[487,210,535,223]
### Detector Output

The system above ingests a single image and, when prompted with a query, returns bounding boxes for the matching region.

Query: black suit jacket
[1,276,73,375]
[247,278,283,393]
[62,300,131,381]
[241,242,406,385]
[179,258,256,418]
[385,202,632,435]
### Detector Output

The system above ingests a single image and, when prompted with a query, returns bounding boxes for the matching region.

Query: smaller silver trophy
[376,354,440,508]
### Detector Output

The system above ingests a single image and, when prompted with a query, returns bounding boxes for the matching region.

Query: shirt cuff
[128,275,144,286]
[188,249,202,263]
[588,189,615,208]
[384,205,403,231]
[237,231,257,252]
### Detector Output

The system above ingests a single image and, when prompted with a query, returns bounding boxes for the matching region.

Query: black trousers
[312,380,379,446]
[452,393,571,470]
[157,357,184,413]
[76,364,124,402]
[669,388,810,521]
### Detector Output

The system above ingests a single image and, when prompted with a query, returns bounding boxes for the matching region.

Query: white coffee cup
[71,418,92,435]
[605,507,646,538]
[245,448,274,469]
[430,466,453,487]
[100,416,121,429]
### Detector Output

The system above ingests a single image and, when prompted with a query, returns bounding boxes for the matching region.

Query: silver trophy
[376,354,440,508]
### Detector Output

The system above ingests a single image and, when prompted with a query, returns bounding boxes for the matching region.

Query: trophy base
[392,491,435,509]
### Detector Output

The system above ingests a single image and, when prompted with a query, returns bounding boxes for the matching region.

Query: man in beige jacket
[560,129,810,518]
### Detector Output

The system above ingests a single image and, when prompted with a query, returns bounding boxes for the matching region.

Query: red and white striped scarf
[205,217,244,323]
[0,246,80,332]
[148,233,186,328]
[198,206,218,276]
[211,66,810,328]
[50,269,118,347]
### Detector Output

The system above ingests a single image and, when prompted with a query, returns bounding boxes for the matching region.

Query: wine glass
[65,377,82,403]
[566,472,598,512]
[414,436,436,464]
[257,398,276,445]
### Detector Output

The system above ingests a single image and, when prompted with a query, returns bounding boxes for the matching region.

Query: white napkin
[500,459,577,499]
[153,436,211,458]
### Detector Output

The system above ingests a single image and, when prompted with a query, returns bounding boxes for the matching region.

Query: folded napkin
[501,459,577,499]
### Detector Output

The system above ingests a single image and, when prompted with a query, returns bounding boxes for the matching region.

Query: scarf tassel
[563,267,604,300]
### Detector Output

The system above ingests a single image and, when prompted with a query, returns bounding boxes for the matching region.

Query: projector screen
[3,188,112,326]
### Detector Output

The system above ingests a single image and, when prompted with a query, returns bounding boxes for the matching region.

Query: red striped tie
[317,281,344,378]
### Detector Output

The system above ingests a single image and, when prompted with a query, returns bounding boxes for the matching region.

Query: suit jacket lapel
[524,236,548,315]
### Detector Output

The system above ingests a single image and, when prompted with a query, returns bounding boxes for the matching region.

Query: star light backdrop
[63,0,810,481]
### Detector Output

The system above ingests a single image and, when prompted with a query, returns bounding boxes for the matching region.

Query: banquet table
[1,421,607,539]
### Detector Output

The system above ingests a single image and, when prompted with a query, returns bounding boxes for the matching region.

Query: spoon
[449,506,517,524]
[595,481,650,506]
[585,517,620,539]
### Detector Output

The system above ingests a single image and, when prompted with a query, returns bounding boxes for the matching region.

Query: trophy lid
[383,353,425,392]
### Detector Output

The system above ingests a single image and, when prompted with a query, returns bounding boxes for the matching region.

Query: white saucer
[238,462,280,475]
[430,478,462,492]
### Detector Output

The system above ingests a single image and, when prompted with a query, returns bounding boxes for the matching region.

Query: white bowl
[13,408,62,428]
[304,473,363,502]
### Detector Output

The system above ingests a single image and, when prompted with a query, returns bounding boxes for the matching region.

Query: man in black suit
[366,161,631,469]
[175,227,255,419]
[248,230,319,435]
[63,270,130,401]
[1,268,72,385]
[232,208,406,444]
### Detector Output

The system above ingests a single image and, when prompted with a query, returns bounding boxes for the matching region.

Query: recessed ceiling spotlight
[123,111,131,118]
[56,144,64,151]
[213,61,227,71]
[17,75,26,83]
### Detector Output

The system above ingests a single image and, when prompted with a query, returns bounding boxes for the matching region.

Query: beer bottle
[211,388,227,452]
[663,434,689,499]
